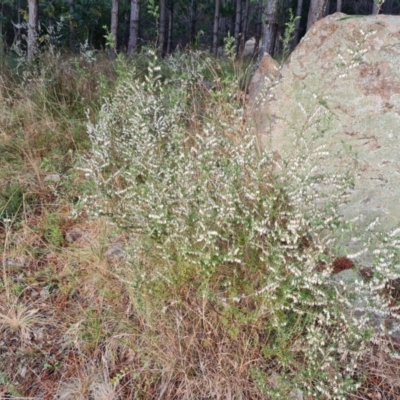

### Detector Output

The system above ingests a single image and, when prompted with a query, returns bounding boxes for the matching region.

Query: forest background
[0,0,398,62]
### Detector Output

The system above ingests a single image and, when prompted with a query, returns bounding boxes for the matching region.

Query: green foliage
[0,182,29,224]
[223,31,236,60]
[0,370,19,397]
[41,212,64,248]
[102,25,116,50]
[280,9,299,61]
[147,0,160,20]
[72,0,111,47]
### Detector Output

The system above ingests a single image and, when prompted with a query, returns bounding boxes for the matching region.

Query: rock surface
[243,37,256,57]
[105,242,125,261]
[249,13,400,262]
[65,229,83,243]
[43,173,61,183]
[248,54,280,113]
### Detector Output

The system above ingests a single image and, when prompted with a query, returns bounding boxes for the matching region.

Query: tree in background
[234,0,241,53]
[1,0,400,60]
[110,0,119,57]
[166,0,173,54]
[128,0,140,53]
[189,0,197,45]
[307,0,328,30]
[69,0,75,49]
[159,0,166,55]
[241,0,250,46]
[27,0,38,58]
[260,0,279,57]
[212,0,220,56]
[0,0,9,56]
[292,0,304,49]
[70,0,110,47]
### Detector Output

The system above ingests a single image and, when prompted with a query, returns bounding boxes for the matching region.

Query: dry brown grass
[0,198,138,398]
[349,339,400,400]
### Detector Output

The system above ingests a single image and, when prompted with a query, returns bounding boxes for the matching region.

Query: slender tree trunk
[324,0,330,15]
[226,0,235,38]
[292,0,304,49]
[242,0,250,40]
[48,15,57,48]
[159,0,166,56]
[219,0,226,39]
[128,0,140,53]
[189,0,197,45]
[240,0,250,56]
[336,0,342,12]
[212,0,220,56]
[166,1,173,54]
[15,0,21,43]
[383,0,393,14]
[0,1,4,58]
[306,0,328,31]
[69,0,75,50]
[27,0,38,59]
[274,23,284,54]
[255,0,263,50]
[124,0,130,50]
[234,0,242,54]
[259,0,279,58]
[372,1,380,14]
[110,0,119,58]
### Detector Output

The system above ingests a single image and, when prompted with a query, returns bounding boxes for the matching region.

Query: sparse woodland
[1,1,400,399]
[1,0,400,60]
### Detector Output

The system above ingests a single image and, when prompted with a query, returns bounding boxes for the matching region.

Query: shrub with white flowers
[81,50,399,399]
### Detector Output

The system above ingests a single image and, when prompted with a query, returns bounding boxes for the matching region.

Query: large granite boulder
[249,13,400,263]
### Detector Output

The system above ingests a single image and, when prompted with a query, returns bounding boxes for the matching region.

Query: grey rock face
[289,388,304,400]
[43,174,61,183]
[105,243,125,260]
[249,13,400,262]
[65,229,83,243]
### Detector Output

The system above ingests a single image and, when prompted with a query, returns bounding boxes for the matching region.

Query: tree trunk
[219,0,226,39]
[189,0,197,45]
[212,0,220,56]
[0,1,4,58]
[336,0,342,12]
[292,0,304,49]
[242,0,250,40]
[128,0,140,53]
[372,1,379,14]
[255,0,263,50]
[166,1,173,55]
[110,0,119,58]
[306,0,328,31]
[69,0,75,50]
[383,0,393,14]
[15,0,21,43]
[159,0,166,56]
[234,0,242,54]
[27,0,38,59]
[259,0,279,58]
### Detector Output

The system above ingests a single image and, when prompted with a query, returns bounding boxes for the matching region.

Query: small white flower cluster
[79,40,97,65]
